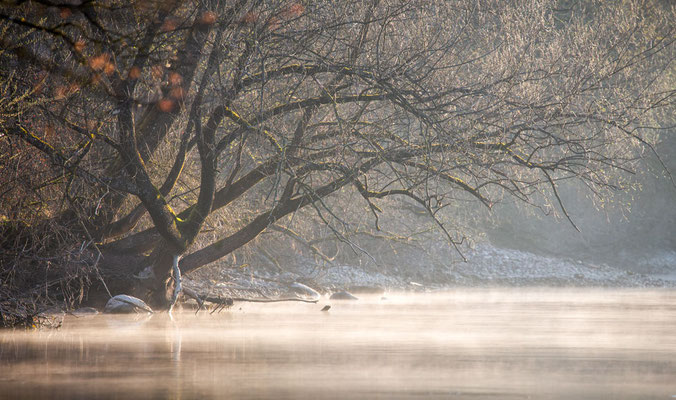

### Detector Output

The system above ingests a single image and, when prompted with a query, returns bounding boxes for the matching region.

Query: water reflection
[1,289,675,399]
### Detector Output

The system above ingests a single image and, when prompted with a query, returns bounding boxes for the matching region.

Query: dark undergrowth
[0,219,94,329]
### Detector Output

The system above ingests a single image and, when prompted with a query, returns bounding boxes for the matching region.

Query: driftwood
[182,286,318,314]
[224,297,318,304]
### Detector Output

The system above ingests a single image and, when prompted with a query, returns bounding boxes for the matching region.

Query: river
[1,289,675,399]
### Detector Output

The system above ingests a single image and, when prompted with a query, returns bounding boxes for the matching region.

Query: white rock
[289,282,321,299]
[330,290,359,300]
[104,295,153,314]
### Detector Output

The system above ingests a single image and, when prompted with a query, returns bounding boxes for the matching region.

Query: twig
[543,169,581,232]
[226,297,318,303]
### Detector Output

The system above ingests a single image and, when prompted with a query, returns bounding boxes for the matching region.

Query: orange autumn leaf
[128,66,141,80]
[104,62,115,76]
[74,40,85,53]
[89,53,110,71]
[281,3,304,19]
[59,7,72,19]
[161,18,178,32]
[200,11,217,25]
[169,72,183,86]
[158,98,175,112]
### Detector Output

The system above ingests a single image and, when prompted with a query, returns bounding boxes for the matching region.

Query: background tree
[1,0,674,309]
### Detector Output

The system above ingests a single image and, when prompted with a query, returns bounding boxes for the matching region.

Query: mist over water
[1,289,674,400]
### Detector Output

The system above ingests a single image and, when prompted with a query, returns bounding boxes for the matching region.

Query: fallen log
[181,286,318,314]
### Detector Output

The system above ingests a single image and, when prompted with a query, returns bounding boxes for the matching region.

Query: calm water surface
[1,289,675,399]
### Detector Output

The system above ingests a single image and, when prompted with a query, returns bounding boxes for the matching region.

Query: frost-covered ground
[186,244,676,298]
[448,245,676,287]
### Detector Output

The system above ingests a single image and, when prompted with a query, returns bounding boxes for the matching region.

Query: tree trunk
[92,246,176,309]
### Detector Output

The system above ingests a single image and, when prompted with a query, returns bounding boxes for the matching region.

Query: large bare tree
[1,0,674,308]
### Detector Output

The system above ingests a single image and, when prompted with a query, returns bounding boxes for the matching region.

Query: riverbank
[186,244,676,299]
[3,243,673,328]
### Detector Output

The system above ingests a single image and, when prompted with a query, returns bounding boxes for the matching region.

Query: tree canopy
[1,0,674,308]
